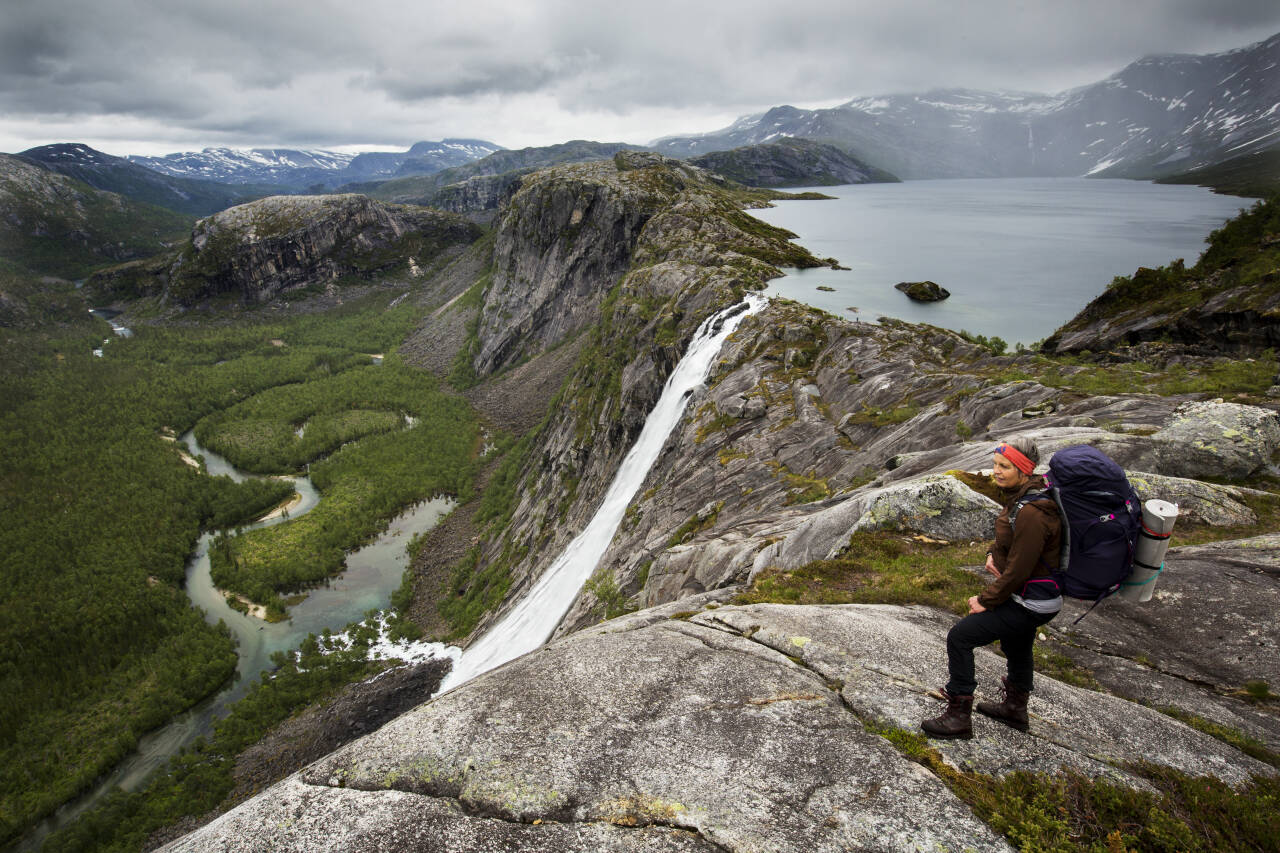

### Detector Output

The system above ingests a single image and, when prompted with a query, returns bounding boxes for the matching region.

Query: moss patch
[1154,706,1280,770]
[737,531,987,613]
[867,721,1280,852]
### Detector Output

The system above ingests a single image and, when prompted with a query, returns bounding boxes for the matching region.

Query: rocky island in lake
[895,279,951,301]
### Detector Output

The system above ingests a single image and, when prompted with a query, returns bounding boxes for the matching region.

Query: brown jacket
[979,478,1062,609]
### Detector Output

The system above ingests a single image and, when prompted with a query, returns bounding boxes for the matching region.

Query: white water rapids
[437,293,765,692]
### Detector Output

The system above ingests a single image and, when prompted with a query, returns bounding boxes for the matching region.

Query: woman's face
[992,451,1030,489]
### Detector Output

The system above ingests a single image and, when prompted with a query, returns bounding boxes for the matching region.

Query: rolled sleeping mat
[1119,499,1178,602]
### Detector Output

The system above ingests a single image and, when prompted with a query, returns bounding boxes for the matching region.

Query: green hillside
[0,154,191,281]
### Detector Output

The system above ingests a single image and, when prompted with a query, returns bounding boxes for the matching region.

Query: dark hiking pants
[945,600,1057,696]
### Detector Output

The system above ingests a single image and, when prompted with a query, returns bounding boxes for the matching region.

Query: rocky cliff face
[86,194,482,307]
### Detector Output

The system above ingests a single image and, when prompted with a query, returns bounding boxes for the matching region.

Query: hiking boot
[975,677,1030,732]
[920,688,973,739]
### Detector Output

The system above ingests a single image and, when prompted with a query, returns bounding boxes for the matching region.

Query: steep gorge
[402,151,829,643]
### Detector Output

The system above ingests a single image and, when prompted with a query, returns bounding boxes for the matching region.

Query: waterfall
[438,293,766,692]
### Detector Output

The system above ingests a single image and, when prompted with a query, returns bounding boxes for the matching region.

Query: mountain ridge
[655,31,1280,181]
[17,143,273,216]
[125,139,504,190]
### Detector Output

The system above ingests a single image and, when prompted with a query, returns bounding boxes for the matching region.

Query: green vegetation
[0,289,481,845]
[1030,642,1102,690]
[1049,196,1280,344]
[667,502,724,548]
[869,722,1280,852]
[0,259,94,329]
[763,458,833,504]
[41,629,397,853]
[1155,706,1280,770]
[981,347,1279,400]
[583,568,636,622]
[737,531,987,613]
[210,380,477,611]
[695,404,736,443]
[958,329,1008,355]
[845,401,921,428]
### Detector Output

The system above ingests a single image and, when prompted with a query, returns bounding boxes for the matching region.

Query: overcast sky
[2,0,1278,157]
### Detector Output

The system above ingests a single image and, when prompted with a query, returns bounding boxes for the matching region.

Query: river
[22,428,455,850]
[751,177,1249,346]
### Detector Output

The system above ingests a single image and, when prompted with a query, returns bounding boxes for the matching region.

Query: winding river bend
[24,429,454,849]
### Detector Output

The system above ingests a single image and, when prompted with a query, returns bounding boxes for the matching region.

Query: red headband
[995,443,1035,475]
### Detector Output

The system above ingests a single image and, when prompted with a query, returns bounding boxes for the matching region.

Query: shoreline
[255,488,304,522]
[224,591,269,621]
[160,430,200,469]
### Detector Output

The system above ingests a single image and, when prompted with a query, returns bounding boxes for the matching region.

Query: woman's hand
[984,554,998,577]
[968,595,986,614]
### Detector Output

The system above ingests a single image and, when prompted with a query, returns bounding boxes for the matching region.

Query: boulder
[894,281,950,302]
[1149,400,1280,480]
[1126,470,1257,526]
[753,474,1000,573]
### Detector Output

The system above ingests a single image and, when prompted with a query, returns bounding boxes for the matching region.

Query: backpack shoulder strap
[1010,487,1071,575]
[1008,490,1051,529]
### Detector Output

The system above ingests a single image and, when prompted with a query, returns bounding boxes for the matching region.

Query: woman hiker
[921,437,1063,739]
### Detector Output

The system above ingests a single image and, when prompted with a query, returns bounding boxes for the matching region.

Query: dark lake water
[750,178,1249,346]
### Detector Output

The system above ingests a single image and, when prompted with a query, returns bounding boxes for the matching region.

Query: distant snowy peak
[408,139,502,159]
[128,147,353,183]
[655,30,1280,180]
[127,140,504,188]
[22,142,124,165]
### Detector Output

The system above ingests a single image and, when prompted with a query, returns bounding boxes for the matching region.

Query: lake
[750,178,1249,347]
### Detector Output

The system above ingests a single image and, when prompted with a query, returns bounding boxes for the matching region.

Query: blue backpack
[1011,444,1142,621]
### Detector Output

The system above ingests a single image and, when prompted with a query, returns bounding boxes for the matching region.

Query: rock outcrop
[894,280,950,301]
[86,194,482,307]
[162,599,1275,852]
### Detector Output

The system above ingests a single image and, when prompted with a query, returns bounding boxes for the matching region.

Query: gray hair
[999,435,1041,468]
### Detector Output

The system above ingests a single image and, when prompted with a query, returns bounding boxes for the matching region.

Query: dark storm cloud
[1,0,1278,153]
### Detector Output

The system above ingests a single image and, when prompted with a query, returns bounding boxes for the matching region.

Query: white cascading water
[438,292,766,692]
